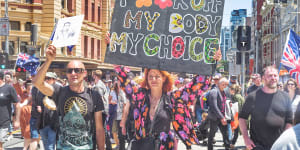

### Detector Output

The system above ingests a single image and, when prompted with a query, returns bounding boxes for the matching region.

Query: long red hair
[140,68,174,93]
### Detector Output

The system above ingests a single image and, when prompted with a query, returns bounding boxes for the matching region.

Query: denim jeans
[29,118,39,139]
[39,125,56,150]
[227,122,232,140]
[195,106,203,123]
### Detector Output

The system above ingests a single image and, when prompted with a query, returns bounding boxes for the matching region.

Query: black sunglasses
[66,68,85,74]
[45,77,54,80]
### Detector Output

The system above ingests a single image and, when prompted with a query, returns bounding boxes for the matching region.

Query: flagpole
[46,22,57,48]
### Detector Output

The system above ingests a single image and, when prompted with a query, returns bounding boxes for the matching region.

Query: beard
[266,81,277,89]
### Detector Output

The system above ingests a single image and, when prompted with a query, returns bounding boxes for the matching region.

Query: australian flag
[281,29,300,84]
[16,53,40,75]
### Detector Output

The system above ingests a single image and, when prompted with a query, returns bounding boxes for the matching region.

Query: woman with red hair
[116,66,209,150]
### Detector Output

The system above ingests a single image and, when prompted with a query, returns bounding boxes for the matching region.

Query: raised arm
[32,45,56,96]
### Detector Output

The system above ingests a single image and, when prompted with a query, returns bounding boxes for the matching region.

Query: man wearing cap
[33,45,105,150]
[30,72,61,150]
[246,74,262,95]
[0,71,20,150]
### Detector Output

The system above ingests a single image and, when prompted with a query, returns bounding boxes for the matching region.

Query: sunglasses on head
[66,68,85,74]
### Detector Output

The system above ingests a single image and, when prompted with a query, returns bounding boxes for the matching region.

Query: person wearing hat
[0,70,20,150]
[30,72,61,150]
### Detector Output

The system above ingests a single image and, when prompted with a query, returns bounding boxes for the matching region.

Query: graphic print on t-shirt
[57,96,92,149]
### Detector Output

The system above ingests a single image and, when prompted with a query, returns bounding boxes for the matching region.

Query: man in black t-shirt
[239,66,293,150]
[33,45,105,150]
[0,71,20,150]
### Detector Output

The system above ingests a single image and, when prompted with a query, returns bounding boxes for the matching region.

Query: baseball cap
[46,72,57,79]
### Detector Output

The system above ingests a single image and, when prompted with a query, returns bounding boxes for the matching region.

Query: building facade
[220,27,231,60]
[0,0,133,76]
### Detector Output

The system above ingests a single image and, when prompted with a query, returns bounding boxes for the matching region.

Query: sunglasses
[288,83,295,86]
[45,77,54,80]
[66,68,85,74]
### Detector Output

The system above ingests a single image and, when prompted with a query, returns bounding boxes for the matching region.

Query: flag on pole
[280,29,300,83]
[16,53,40,75]
[16,53,29,67]
[22,55,40,75]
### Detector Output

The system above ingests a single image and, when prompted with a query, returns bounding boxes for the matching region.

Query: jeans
[227,122,232,140]
[39,125,56,150]
[29,118,39,139]
[195,106,202,123]
[108,104,117,135]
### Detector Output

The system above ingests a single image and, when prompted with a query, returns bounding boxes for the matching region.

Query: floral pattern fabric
[115,66,210,149]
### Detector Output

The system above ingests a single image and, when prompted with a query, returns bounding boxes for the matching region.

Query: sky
[222,0,253,27]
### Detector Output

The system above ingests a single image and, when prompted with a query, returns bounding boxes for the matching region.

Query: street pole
[255,31,259,73]
[241,51,245,96]
[5,0,9,54]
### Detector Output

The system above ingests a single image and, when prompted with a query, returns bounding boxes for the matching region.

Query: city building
[0,0,139,77]
[251,0,264,74]
[220,27,231,60]
[230,9,247,33]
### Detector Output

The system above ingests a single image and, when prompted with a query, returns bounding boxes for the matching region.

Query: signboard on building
[105,0,225,75]
[0,17,9,36]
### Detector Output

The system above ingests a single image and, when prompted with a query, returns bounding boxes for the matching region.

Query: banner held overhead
[105,0,225,75]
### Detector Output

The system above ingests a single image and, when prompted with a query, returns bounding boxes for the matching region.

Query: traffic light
[15,66,26,72]
[237,26,251,51]
[0,52,8,69]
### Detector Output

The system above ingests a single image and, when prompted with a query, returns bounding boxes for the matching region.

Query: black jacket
[207,87,225,121]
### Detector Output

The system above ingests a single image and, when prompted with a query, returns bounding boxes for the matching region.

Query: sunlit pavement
[4,130,246,150]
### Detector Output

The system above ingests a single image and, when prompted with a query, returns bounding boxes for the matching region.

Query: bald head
[66,60,86,87]
[67,60,85,69]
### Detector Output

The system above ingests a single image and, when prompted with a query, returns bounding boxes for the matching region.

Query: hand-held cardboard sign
[105,0,225,75]
[52,15,84,48]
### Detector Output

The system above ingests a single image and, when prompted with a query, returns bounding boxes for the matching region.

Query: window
[97,40,101,59]
[26,0,32,3]
[61,0,65,9]
[10,21,20,31]
[91,38,94,59]
[25,22,32,31]
[20,42,28,53]
[92,3,95,22]
[98,5,101,25]
[85,0,88,20]
[84,36,88,57]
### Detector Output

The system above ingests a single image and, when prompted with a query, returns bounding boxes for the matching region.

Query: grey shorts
[0,128,9,143]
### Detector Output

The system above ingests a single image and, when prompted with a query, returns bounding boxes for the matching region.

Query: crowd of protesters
[1,45,300,150]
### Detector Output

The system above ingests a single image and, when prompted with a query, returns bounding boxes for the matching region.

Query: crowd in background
[1,64,300,150]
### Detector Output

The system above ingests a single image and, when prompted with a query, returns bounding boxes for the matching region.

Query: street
[3,130,246,150]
